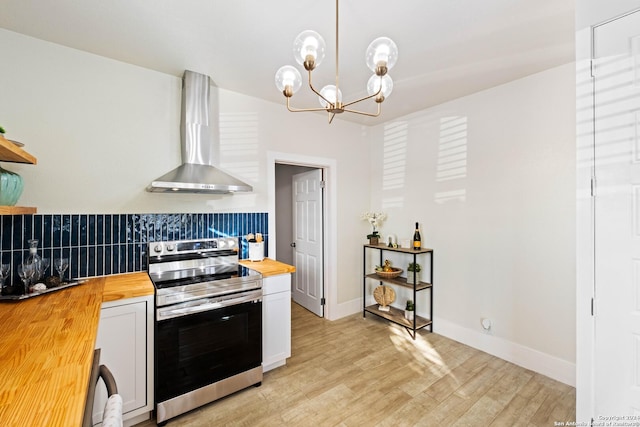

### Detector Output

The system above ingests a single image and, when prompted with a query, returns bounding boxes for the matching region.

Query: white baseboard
[435,317,575,387]
[328,297,363,320]
[330,297,575,387]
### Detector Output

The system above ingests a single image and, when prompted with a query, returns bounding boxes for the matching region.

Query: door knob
[290,242,296,247]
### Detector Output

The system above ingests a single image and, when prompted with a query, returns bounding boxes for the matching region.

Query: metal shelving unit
[363,244,433,339]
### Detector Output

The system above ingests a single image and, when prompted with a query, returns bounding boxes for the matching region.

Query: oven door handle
[157,290,262,321]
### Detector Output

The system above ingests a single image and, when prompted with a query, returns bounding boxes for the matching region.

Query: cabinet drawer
[263,274,290,295]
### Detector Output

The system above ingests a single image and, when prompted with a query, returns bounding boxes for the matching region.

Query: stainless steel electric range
[147,237,263,424]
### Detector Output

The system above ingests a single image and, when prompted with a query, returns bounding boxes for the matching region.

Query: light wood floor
[140,302,576,426]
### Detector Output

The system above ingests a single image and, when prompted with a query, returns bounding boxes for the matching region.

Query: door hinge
[591,176,596,197]
[590,59,595,78]
[320,180,326,189]
[321,297,326,306]
[591,298,596,316]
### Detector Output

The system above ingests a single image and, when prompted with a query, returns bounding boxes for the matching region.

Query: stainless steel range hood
[147,70,252,194]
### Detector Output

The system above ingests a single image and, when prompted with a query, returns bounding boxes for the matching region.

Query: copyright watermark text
[555,416,640,427]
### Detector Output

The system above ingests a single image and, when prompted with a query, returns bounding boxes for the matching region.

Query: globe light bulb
[293,30,326,69]
[365,37,398,73]
[318,85,343,108]
[367,74,394,98]
[275,65,302,96]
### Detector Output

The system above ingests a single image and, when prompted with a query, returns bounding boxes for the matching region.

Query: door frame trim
[267,151,337,320]
[575,22,595,421]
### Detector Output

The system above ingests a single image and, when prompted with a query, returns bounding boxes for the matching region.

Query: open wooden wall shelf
[0,206,37,214]
[0,135,37,165]
[0,135,38,214]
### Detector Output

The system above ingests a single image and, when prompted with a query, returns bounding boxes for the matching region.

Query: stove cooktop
[147,238,263,308]
[152,265,260,290]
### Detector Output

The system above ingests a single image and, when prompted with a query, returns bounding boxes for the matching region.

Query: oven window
[156,301,262,402]
[178,313,248,362]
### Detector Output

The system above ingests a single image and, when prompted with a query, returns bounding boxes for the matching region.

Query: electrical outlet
[481,318,492,331]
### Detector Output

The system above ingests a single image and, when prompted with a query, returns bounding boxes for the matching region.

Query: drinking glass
[54,258,69,282]
[0,264,9,294]
[17,263,35,295]
[40,258,50,281]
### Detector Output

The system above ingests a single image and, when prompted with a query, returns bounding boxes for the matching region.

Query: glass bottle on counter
[26,239,43,281]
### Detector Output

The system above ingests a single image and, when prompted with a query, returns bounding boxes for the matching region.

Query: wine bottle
[413,222,421,250]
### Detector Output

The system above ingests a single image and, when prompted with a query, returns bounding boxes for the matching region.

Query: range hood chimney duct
[147,70,253,194]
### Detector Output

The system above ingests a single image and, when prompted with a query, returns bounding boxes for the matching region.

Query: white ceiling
[0,0,575,125]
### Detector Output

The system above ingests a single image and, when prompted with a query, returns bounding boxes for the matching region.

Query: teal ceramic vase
[0,166,24,206]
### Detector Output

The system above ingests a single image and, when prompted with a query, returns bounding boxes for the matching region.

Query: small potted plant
[407,262,421,284]
[405,299,415,321]
[367,231,380,245]
[362,211,386,245]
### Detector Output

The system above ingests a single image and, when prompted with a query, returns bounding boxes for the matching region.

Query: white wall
[0,28,371,309]
[0,28,366,211]
[367,63,577,385]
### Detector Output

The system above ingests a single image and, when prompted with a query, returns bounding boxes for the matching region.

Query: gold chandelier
[275,0,398,123]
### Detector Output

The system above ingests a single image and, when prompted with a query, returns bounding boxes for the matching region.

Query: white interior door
[292,169,324,317]
[593,9,640,416]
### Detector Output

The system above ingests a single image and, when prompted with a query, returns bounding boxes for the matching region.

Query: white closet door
[593,9,640,416]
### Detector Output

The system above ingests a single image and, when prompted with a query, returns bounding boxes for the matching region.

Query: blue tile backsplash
[0,212,268,286]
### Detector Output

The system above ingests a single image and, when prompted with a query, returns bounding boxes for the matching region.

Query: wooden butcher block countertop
[0,272,153,426]
[102,271,155,302]
[239,258,295,276]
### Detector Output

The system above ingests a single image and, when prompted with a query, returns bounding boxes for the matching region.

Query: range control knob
[166,244,176,252]
[153,244,163,253]
[218,240,227,248]
[227,239,236,248]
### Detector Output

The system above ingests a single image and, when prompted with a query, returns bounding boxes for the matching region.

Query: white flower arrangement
[361,211,386,238]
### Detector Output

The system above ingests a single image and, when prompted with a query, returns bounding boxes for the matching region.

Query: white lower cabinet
[262,274,291,372]
[93,295,154,426]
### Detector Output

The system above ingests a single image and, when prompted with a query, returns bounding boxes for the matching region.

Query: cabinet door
[93,299,148,424]
[263,275,291,372]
